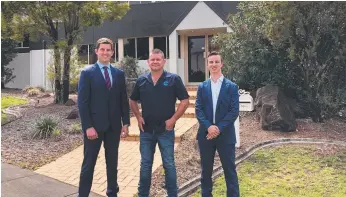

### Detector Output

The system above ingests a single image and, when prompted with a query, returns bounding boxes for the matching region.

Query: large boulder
[67,108,79,119]
[255,85,296,132]
[65,99,76,106]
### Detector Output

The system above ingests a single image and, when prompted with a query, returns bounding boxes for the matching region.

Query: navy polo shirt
[130,71,189,133]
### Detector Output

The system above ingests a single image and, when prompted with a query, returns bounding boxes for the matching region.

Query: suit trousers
[78,127,120,197]
[198,136,239,197]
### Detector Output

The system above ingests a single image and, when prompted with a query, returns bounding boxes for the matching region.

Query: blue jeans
[138,130,177,197]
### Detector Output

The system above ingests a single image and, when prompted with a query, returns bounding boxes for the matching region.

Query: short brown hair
[96,38,114,50]
[150,48,165,59]
[207,51,223,61]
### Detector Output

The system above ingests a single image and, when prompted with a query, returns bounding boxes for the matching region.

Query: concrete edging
[177,138,346,197]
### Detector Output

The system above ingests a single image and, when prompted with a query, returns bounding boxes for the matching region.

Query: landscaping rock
[66,109,79,119]
[255,85,296,132]
[65,99,76,106]
[39,93,51,98]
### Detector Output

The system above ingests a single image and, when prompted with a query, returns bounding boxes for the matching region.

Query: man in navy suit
[77,38,130,197]
[195,51,240,197]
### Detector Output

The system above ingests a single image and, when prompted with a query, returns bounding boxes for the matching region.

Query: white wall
[175,1,231,31]
[177,58,185,84]
[30,49,54,90]
[168,31,179,75]
[5,53,31,89]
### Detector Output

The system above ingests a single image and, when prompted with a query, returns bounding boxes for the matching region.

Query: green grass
[192,145,346,197]
[1,96,28,123]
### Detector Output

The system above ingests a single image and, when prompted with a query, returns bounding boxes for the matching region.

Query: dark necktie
[103,66,111,89]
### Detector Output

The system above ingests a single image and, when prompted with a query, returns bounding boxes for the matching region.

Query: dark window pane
[124,38,136,58]
[88,44,97,64]
[167,36,170,59]
[111,43,119,63]
[154,37,167,59]
[178,35,181,58]
[116,43,119,62]
[78,45,88,64]
[137,37,149,60]
[23,34,29,47]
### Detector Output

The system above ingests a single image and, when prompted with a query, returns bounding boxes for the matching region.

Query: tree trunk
[62,39,73,103]
[54,45,63,104]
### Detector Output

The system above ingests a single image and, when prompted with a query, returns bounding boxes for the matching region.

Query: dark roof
[30,1,239,48]
[78,1,239,44]
[90,1,196,42]
[205,1,239,22]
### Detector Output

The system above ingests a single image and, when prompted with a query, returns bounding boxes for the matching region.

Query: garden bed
[149,112,346,197]
[1,90,83,170]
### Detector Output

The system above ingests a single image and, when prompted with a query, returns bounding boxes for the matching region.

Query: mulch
[1,90,83,170]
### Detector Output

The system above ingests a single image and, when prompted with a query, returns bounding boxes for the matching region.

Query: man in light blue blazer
[195,51,240,197]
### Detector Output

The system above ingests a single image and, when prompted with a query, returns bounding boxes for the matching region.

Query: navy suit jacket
[77,64,130,133]
[195,78,239,144]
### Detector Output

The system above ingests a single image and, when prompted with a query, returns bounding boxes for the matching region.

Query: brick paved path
[35,118,197,197]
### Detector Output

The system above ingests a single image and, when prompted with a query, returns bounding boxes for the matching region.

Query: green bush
[32,117,58,139]
[70,123,82,134]
[118,56,148,96]
[214,1,346,121]
[46,46,85,93]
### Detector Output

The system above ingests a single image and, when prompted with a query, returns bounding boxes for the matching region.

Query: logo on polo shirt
[163,80,169,86]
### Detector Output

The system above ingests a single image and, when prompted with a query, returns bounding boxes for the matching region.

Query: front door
[187,36,206,83]
[187,35,214,83]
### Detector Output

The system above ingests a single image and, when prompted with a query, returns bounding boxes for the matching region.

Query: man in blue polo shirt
[129,49,189,197]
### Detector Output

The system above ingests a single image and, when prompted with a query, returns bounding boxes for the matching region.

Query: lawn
[192,145,346,197]
[1,96,28,123]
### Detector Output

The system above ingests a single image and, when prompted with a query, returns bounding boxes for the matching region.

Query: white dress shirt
[210,75,224,123]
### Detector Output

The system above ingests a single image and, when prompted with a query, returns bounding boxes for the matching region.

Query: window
[137,37,149,60]
[124,38,136,58]
[88,44,97,64]
[78,44,89,64]
[178,35,181,58]
[167,36,170,59]
[154,37,166,58]
[111,42,119,63]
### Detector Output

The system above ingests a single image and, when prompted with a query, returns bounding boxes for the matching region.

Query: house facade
[5,1,238,90]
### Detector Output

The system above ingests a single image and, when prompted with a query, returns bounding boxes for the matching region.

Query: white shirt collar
[210,75,224,83]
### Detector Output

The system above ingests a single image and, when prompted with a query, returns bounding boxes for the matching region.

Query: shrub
[214,1,346,121]
[70,123,82,134]
[32,117,58,139]
[46,46,85,93]
[52,128,61,136]
[27,88,41,97]
[118,56,148,96]
[23,86,45,93]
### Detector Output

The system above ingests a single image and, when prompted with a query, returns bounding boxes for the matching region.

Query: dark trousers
[138,130,177,197]
[78,127,120,197]
[198,137,239,197]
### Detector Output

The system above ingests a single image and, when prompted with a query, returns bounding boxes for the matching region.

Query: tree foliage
[214,1,346,121]
[2,1,130,103]
[1,39,18,88]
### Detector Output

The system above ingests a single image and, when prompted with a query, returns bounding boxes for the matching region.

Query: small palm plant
[32,117,58,139]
